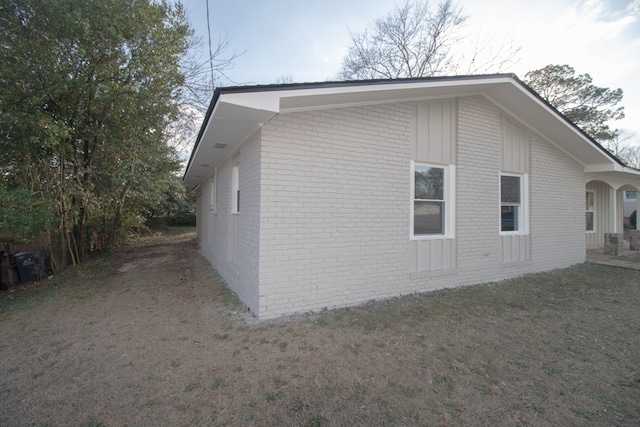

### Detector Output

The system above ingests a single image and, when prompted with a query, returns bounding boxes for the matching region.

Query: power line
[205,0,215,88]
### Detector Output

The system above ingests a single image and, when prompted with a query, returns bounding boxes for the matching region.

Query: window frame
[231,166,240,214]
[410,161,455,240]
[209,168,217,215]
[499,172,529,236]
[585,190,595,233]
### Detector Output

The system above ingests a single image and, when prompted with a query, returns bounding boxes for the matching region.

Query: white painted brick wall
[196,95,587,320]
[455,96,502,276]
[529,134,585,268]
[199,131,262,315]
[259,104,412,318]
[252,97,586,319]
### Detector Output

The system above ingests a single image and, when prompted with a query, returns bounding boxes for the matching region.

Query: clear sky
[181,0,640,145]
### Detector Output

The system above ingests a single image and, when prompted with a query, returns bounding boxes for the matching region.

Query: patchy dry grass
[0,233,638,426]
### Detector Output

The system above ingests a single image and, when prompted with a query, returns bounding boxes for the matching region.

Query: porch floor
[586,248,640,270]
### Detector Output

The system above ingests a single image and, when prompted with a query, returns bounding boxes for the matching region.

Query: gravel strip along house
[184,74,640,320]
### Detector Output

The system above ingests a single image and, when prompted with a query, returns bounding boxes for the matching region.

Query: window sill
[411,234,454,241]
[499,231,529,237]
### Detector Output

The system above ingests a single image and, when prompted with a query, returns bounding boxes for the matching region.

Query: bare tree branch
[181,31,245,112]
[336,0,520,81]
[337,0,467,80]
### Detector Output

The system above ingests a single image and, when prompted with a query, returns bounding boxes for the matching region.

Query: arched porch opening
[585,179,640,251]
[618,184,640,230]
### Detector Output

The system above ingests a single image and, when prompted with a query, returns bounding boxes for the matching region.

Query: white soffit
[276,78,508,112]
[183,101,276,187]
[184,76,620,188]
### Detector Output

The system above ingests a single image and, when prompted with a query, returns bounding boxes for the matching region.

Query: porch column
[629,192,640,250]
[636,194,640,230]
[609,188,618,233]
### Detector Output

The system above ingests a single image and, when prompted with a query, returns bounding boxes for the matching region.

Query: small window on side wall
[209,168,217,214]
[586,190,595,232]
[412,162,455,238]
[500,173,528,234]
[231,166,239,214]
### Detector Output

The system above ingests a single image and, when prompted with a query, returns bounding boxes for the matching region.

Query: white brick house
[184,75,640,320]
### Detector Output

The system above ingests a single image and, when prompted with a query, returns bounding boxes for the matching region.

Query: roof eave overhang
[183,100,277,188]
[183,75,622,188]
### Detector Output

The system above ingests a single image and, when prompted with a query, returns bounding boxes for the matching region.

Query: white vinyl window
[411,162,455,239]
[209,168,217,214]
[586,190,595,232]
[500,172,528,235]
[231,166,239,214]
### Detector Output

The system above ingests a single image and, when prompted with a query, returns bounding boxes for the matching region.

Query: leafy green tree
[524,64,625,145]
[0,188,57,242]
[0,0,192,269]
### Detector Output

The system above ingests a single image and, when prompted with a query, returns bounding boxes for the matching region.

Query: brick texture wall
[198,96,586,320]
[529,134,585,268]
[455,96,502,280]
[199,131,262,315]
[258,104,412,317]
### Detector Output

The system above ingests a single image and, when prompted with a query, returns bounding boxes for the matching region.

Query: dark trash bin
[12,251,44,283]
[0,250,7,291]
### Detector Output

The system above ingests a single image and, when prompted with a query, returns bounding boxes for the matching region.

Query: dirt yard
[0,231,639,426]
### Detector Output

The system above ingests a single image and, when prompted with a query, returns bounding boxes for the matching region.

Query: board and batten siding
[585,181,610,247]
[500,115,531,264]
[410,100,457,273]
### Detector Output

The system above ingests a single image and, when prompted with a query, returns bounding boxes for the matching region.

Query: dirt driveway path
[1,232,639,426]
[0,233,244,426]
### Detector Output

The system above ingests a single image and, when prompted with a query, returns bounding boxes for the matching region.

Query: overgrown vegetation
[0,187,57,241]
[0,0,201,270]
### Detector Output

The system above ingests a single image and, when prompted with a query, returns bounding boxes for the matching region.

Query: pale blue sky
[181,0,640,144]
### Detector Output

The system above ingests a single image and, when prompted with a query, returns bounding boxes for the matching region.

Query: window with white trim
[231,166,239,214]
[209,168,217,214]
[500,173,528,234]
[586,190,595,232]
[411,162,455,238]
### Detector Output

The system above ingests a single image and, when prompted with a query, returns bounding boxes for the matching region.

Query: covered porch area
[586,247,640,269]
[585,168,640,255]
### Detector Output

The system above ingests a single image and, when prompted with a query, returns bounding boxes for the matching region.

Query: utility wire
[205,0,215,88]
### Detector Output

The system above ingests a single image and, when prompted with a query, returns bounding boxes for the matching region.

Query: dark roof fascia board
[213,73,517,96]
[182,86,223,182]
